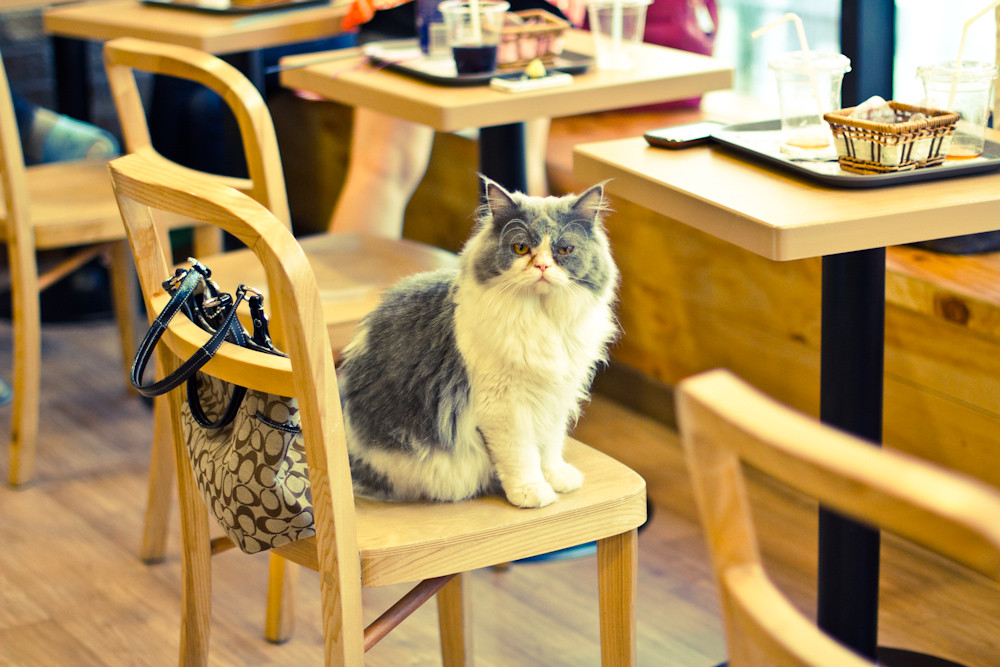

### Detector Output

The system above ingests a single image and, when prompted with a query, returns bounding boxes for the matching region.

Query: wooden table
[278,31,733,192]
[574,134,1000,665]
[43,0,351,119]
[3,0,79,10]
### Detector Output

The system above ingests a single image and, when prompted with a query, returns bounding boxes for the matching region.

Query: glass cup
[585,0,651,70]
[768,51,851,150]
[917,61,999,159]
[439,0,510,75]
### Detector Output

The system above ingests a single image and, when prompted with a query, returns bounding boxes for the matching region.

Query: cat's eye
[512,243,530,255]
[558,245,575,256]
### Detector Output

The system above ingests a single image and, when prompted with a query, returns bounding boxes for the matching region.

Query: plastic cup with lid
[768,51,851,150]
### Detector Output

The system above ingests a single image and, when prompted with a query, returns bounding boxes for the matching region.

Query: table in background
[574,133,1000,666]
[278,31,733,192]
[43,0,351,119]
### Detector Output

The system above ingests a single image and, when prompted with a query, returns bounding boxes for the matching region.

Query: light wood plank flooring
[1,319,998,665]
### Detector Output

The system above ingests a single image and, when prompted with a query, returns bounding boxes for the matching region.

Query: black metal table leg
[817,250,969,667]
[479,122,528,193]
[51,36,91,121]
[817,248,885,660]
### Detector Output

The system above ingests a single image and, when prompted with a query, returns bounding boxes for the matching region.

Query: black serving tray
[364,39,592,87]
[142,0,328,15]
[711,119,1000,188]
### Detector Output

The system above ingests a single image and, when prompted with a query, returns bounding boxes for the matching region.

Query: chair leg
[170,388,213,666]
[141,396,175,563]
[107,240,138,393]
[7,251,41,487]
[597,529,638,667]
[437,571,473,667]
[265,555,298,643]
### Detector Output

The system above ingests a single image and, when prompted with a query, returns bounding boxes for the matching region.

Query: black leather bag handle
[130,261,239,397]
[131,259,286,430]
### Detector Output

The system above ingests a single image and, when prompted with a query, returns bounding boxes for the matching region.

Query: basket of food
[498,9,569,68]
[823,100,960,175]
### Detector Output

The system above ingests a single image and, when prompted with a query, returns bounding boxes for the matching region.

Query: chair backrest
[0,48,32,244]
[107,151,364,663]
[676,368,1000,667]
[103,36,291,228]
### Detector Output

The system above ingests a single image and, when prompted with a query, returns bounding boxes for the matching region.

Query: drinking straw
[751,12,810,52]
[611,0,623,59]
[470,0,482,45]
[948,0,1000,109]
[751,12,824,118]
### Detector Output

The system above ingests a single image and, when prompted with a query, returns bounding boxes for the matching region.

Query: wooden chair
[102,37,458,574]
[108,150,647,666]
[676,368,1000,667]
[102,36,456,351]
[0,47,138,486]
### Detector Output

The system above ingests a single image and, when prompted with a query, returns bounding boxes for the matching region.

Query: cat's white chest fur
[454,275,616,405]
[461,296,606,371]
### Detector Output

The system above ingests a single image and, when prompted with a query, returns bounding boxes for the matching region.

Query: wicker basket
[497,10,569,69]
[823,101,960,175]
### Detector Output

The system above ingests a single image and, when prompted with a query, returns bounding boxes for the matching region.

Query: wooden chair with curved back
[676,368,1000,667]
[108,149,647,666]
[102,37,458,577]
[0,47,137,487]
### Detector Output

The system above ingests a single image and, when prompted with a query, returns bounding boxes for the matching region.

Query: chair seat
[274,437,648,588]
[203,232,460,351]
[18,160,127,248]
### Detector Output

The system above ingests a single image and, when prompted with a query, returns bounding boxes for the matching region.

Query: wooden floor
[1,318,999,666]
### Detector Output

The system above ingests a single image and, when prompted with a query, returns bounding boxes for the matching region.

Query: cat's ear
[571,181,610,223]
[479,174,518,220]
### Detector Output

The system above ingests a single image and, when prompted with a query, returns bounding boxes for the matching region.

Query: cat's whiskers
[569,274,602,290]
[498,219,531,250]
[560,222,590,246]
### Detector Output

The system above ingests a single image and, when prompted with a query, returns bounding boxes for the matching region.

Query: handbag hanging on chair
[131,258,315,555]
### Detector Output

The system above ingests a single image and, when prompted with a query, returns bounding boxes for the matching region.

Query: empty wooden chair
[108,149,647,666]
[102,36,456,356]
[676,368,1000,667]
[0,47,137,486]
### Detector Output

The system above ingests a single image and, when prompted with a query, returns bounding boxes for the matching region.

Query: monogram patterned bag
[131,259,315,554]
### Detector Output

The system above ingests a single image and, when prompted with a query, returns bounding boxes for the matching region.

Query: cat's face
[468,178,615,297]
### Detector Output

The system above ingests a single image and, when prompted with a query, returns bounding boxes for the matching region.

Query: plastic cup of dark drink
[452,45,498,73]
[439,0,509,75]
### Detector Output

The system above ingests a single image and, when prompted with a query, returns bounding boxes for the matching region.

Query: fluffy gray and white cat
[338,176,619,508]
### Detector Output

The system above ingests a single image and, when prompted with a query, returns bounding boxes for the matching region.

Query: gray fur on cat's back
[338,268,470,455]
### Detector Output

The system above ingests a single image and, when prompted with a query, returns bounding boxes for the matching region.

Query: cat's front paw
[545,463,583,494]
[504,481,558,508]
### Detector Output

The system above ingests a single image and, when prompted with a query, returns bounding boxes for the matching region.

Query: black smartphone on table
[643,120,727,149]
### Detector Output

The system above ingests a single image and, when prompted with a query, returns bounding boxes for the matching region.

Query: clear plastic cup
[768,51,851,150]
[439,0,510,75]
[918,61,999,159]
[585,0,651,70]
